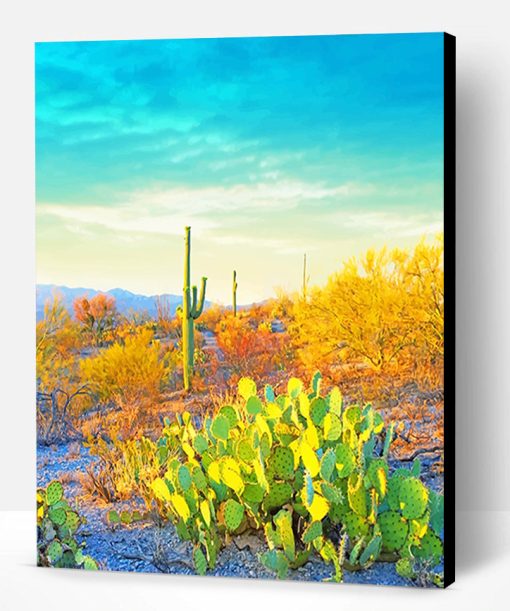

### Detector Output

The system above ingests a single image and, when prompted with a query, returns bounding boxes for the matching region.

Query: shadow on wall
[456,58,510,573]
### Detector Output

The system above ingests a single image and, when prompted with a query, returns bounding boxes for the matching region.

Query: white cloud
[331,209,443,238]
[37,179,368,237]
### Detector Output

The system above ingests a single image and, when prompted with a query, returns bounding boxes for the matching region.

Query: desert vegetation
[37,228,444,586]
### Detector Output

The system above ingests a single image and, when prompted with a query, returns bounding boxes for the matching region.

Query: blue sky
[36,33,444,301]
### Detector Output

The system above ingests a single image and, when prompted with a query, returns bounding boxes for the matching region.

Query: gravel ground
[37,442,442,587]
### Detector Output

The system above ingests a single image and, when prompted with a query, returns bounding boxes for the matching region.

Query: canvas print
[36,33,455,587]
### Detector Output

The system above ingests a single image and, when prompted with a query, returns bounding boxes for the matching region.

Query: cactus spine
[182,226,207,391]
[232,270,238,317]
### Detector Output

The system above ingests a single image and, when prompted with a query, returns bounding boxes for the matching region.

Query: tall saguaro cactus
[232,270,238,317]
[182,226,207,391]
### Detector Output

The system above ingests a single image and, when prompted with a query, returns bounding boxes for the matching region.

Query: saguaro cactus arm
[191,277,207,319]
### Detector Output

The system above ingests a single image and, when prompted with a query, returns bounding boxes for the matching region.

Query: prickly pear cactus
[141,372,443,584]
[37,481,97,570]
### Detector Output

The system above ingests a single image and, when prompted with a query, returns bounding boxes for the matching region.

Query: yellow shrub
[80,328,170,404]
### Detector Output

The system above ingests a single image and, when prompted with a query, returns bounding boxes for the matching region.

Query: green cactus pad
[373,412,384,434]
[349,537,365,565]
[237,439,256,462]
[396,557,416,579]
[310,397,328,426]
[323,413,342,441]
[65,511,80,532]
[264,482,293,511]
[411,529,443,563]
[304,471,314,507]
[107,510,120,525]
[321,482,343,505]
[311,371,322,397]
[386,472,409,511]
[192,467,207,491]
[359,534,382,566]
[219,405,238,428]
[399,477,429,520]
[193,547,208,575]
[192,434,209,455]
[48,507,66,526]
[268,446,294,480]
[343,511,370,540]
[320,448,336,482]
[260,549,289,579]
[328,386,342,416]
[287,377,303,399]
[178,465,192,491]
[223,499,244,531]
[411,458,422,477]
[264,522,281,549]
[238,377,257,401]
[74,548,85,565]
[378,511,409,552]
[45,481,64,506]
[302,520,323,544]
[335,443,356,478]
[328,502,346,524]
[246,396,263,415]
[429,491,445,536]
[211,415,230,441]
[265,384,276,402]
[359,409,375,442]
[274,509,295,560]
[243,483,265,504]
[367,459,388,498]
[348,473,368,517]
[83,556,99,570]
[47,540,63,564]
[343,405,362,428]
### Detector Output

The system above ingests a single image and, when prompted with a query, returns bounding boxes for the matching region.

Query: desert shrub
[83,435,168,503]
[80,328,170,404]
[36,297,91,444]
[73,293,118,346]
[140,373,444,584]
[80,328,176,435]
[290,236,444,391]
[213,314,292,385]
[37,480,98,569]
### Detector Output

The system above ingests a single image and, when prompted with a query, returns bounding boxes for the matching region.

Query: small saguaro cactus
[232,270,238,317]
[302,253,309,300]
[182,226,207,391]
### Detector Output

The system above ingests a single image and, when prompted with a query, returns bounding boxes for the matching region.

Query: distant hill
[36,284,192,321]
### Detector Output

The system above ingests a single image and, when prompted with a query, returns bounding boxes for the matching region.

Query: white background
[1,0,509,608]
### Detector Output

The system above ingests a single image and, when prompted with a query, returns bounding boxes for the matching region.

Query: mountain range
[36,284,193,320]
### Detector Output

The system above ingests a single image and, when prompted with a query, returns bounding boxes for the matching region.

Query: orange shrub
[73,293,118,345]
[213,314,293,386]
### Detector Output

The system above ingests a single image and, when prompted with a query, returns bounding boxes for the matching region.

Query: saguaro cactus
[302,253,308,300]
[232,270,238,317]
[182,226,207,391]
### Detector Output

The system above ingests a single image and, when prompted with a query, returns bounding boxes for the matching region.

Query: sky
[36,33,444,303]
